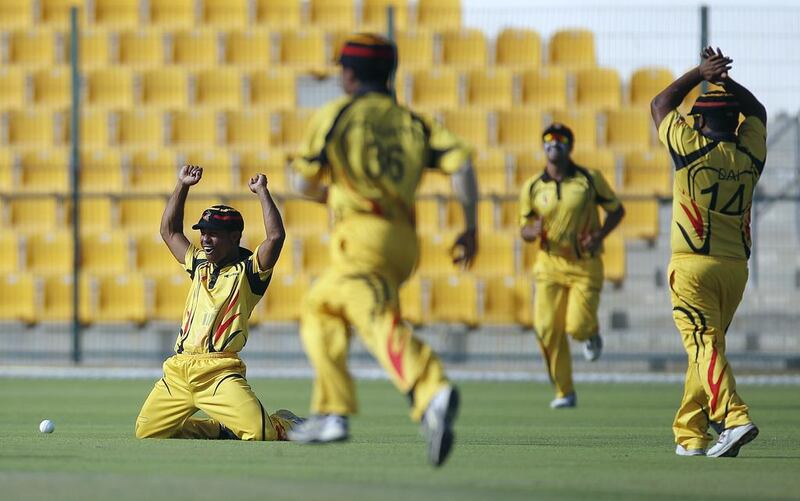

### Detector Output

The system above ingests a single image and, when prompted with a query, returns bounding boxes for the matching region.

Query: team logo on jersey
[677,199,711,254]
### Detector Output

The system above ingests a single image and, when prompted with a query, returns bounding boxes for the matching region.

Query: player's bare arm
[451,159,479,269]
[723,77,767,124]
[520,218,542,243]
[650,46,732,126]
[290,169,329,204]
[249,173,286,271]
[580,204,625,253]
[160,165,201,264]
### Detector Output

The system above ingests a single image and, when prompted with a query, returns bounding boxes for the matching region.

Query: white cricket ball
[39,419,55,434]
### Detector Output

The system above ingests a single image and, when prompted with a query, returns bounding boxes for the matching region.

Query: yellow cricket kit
[176,244,273,354]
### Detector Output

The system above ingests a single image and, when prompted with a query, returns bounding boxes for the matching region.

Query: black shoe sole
[429,387,460,467]
[719,426,759,457]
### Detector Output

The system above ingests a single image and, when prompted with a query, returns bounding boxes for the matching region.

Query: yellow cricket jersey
[519,164,621,260]
[292,89,471,227]
[658,110,767,259]
[175,244,273,354]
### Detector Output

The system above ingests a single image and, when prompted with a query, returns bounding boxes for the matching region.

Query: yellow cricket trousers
[669,254,751,450]
[300,215,449,422]
[135,353,296,441]
[533,251,603,398]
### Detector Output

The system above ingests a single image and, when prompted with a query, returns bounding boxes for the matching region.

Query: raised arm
[450,159,479,269]
[249,173,286,271]
[160,165,201,264]
[723,76,766,124]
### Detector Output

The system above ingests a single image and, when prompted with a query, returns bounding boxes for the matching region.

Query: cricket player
[651,47,766,457]
[135,166,302,441]
[286,33,479,467]
[519,123,625,409]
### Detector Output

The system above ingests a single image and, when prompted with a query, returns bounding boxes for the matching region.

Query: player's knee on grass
[134,415,159,439]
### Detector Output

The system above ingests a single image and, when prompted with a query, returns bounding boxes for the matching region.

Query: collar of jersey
[207,247,252,272]
[541,162,577,182]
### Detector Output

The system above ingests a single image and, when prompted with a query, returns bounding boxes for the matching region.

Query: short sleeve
[244,244,274,296]
[591,169,621,212]
[291,97,350,179]
[423,115,472,174]
[518,176,538,227]
[657,109,699,160]
[184,244,206,278]
[737,115,767,172]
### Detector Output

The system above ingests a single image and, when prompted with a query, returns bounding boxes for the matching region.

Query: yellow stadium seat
[249,69,296,110]
[443,198,468,231]
[273,109,314,149]
[119,196,166,235]
[89,273,147,323]
[148,0,194,28]
[225,30,273,68]
[480,275,533,326]
[27,231,72,275]
[129,149,178,194]
[279,30,326,70]
[550,109,598,151]
[141,68,189,108]
[605,108,653,152]
[429,274,478,326]
[19,150,69,194]
[476,199,496,230]
[417,0,461,31]
[441,29,487,67]
[225,110,271,148]
[80,232,130,275]
[363,0,409,31]
[73,109,110,148]
[571,149,618,188]
[471,232,516,276]
[298,233,331,276]
[181,150,234,193]
[118,110,165,148]
[473,148,507,172]
[497,109,544,151]
[93,0,139,28]
[8,30,57,66]
[618,198,659,242]
[549,29,596,69]
[66,196,114,235]
[410,68,459,110]
[466,68,513,109]
[202,0,248,28]
[0,67,25,110]
[31,68,70,108]
[152,273,191,321]
[237,150,289,194]
[259,274,310,322]
[195,68,243,109]
[621,150,672,196]
[0,232,22,274]
[418,171,451,196]
[0,0,33,29]
[629,67,674,108]
[603,231,625,284]
[9,197,59,234]
[441,109,488,148]
[77,149,122,193]
[513,149,546,184]
[520,67,568,110]
[254,0,301,28]
[38,274,83,322]
[0,273,36,323]
[417,232,457,275]
[172,30,219,67]
[398,274,423,325]
[309,0,355,30]
[394,30,433,69]
[40,0,86,26]
[169,110,218,147]
[415,198,442,234]
[136,233,180,277]
[0,152,12,194]
[496,28,541,68]
[119,30,166,67]
[476,169,508,196]
[575,67,621,110]
[64,29,111,69]
[282,199,331,234]
[86,68,134,109]
[224,197,267,244]
[497,199,519,230]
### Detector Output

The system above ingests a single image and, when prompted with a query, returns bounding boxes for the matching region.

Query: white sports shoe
[675,444,705,456]
[583,334,603,361]
[287,414,348,444]
[550,393,577,409]
[421,386,460,467]
[707,423,759,458]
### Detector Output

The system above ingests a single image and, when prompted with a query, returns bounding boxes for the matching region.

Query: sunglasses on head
[543,133,570,145]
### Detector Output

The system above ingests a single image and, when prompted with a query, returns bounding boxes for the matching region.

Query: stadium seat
[141,68,190,108]
[118,30,166,67]
[604,108,653,152]
[236,150,289,194]
[279,30,326,71]
[621,150,672,196]
[298,233,331,276]
[394,30,434,69]
[38,274,84,322]
[80,232,130,275]
[8,30,57,66]
[441,29,488,67]
[147,0,195,28]
[471,232,516,276]
[309,0,355,30]
[603,231,625,284]
[281,199,331,234]
[86,68,134,109]
[136,233,180,277]
[363,0,409,31]
[180,150,234,193]
[520,67,568,110]
[9,197,59,234]
[417,0,461,31]
[152,273,191,322]
[31,68,70,108]
[629,67,674,108]
[129,149,178,193]
[497,109,544,151]
[169,110,219,147]
[0,232,22,274]
[273,109,314,150]
[254,0,301,28]
[618,198,659,242]
[496,28,542,68]
[473,148,507,171]
[27,231,73,275]
[249,69,297,110]
[410,68,459,110]
[466,68,513,109]
[119,197,166,235]
[443,198,470,231]
[93,0,140,28]
[0,273,36,324]
[0,0,33,29]
[415,198,442,234]
[429,274,479,326]
[74,109,110,148]
[513,149,546,184]
[550,109,598,151]
[225,30,273,68]
[258,274,310,322]
[497,199,519,230]
[398,274,424,326]
[39,0,87,26]
[441,109,489,148]
[61,29,112,69]
[476,169,509,196]
[72,196,114,235]
[224,197,267,245]
[19,149,69,193]
[480,275,534,326]
[78,149,123,193]
[0,67,25,110]
[575,67,622,110]
[195,67,244,109]
[571,149,618,188]
[89,273,147,323]
[548,29,596,68]
[417,232,458,275]
[202,0,249,28]
[172,29,220,67]
[225,110,272,149]
[118,110,165,147]
[0,150,13,194]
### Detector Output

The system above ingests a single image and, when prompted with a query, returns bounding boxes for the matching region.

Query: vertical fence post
[700,5,709,94]
[70,6,82,363]
[387,5,396,99]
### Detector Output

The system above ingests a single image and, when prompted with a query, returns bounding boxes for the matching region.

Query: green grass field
[1,378,799,501]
